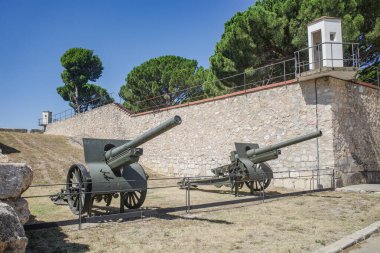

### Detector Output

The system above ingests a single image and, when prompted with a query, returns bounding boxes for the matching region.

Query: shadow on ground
[0,143,20,154]
[192,187,281,196]
[25,214,89,253]
[156,213,234,225]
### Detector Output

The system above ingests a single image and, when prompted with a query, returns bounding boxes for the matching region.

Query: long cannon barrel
[246,130,322,157]
[105,115,182,161]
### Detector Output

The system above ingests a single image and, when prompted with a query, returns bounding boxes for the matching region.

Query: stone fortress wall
[45,77,380,189]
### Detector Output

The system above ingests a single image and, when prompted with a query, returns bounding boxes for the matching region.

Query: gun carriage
[179,131,322,195]
[52,116,182,215]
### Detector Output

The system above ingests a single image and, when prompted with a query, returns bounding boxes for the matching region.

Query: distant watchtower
[39,111,52,131]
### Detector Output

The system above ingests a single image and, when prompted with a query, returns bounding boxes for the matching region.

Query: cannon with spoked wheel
[179,130,322,195]
[52,116,182,216]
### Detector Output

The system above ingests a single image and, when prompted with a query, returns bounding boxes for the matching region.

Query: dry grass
[1,132,380,252]
[0,132,84,184]
[25,190,380,253]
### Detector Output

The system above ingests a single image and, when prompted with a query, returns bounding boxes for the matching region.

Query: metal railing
[294,42,360,76]
[43,42,364,121]
[23,167,335,230]
[131,58,296,113]
[38,93,115,124]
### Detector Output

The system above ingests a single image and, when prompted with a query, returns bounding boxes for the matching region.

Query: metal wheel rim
[245,178,271,191]
[124,190,147,209]
[66,164,91,215]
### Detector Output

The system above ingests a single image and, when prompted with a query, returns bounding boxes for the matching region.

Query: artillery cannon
[179,130,322,195]
[52,116,182,215]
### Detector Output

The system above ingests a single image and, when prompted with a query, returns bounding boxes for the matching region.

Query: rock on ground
[0,163,33,199]
[0,202,27,253]
[0,199,30,225]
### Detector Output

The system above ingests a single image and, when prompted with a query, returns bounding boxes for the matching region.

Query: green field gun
[179,130,322,195]
[51,116,182,215]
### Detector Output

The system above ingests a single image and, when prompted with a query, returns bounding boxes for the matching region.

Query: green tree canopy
[57,83,113,112]
[57,47,113,113]
[119,55,220,112]
[210,0,380,86]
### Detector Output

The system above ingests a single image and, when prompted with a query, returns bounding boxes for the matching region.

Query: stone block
[0,198,30,225]
[0,202,28,253]
[0,163,33,199]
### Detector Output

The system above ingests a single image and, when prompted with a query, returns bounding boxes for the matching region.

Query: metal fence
[44,42,368,122]
[23,167,335,231]
[38,93,116,125]
[294,42,360,76]
[132,58,296,113]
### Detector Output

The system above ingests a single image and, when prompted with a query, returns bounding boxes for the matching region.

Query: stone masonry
[45,77,380,189]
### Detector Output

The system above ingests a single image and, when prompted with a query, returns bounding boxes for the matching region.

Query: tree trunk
[75,86,80,114]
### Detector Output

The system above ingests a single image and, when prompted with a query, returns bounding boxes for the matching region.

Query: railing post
[185,177,191,213]
[243,72,246,90]
[78,185,82,230]
[331,43,333,68]
[298,51,301,75]
[283,60,286,82]
[187,178,191,213]
[332,169,335,190]
[294,53,297,78]
[318,44,321,71]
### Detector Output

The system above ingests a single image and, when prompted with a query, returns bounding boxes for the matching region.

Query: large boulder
[0,202,28,253]
[0,199,30,225]
[0,163,33,199]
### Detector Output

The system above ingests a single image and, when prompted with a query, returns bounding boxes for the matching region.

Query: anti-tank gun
[52,116,182,215]
[180,131,322,194]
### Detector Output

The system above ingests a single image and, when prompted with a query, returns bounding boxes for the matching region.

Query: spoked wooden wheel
[66,164,91,215]
[124,190,147,209]
[245,178,271,192]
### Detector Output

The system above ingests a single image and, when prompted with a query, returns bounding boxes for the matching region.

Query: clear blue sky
[0,0,253,130]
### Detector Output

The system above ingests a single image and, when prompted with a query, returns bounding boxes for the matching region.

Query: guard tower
[39,111,52,131]
[296,16,359,81]
[308,16,343,69]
